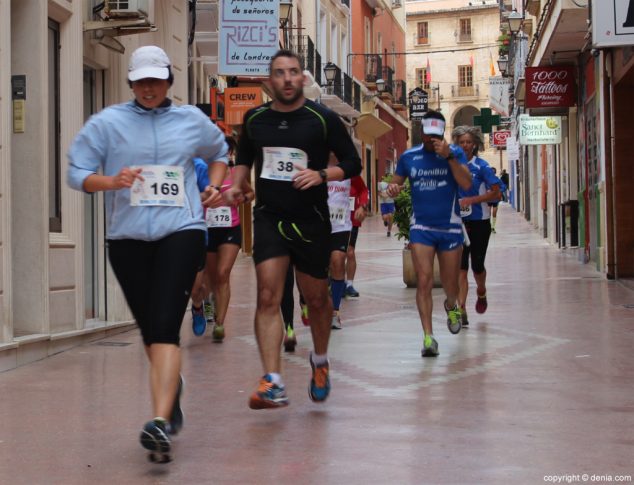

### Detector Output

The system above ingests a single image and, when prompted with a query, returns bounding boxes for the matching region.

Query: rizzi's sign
[519,115,562,145]
[219,0,279,76]
[525,67,576,108]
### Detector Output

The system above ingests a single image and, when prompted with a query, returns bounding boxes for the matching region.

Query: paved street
[0,203,633,484]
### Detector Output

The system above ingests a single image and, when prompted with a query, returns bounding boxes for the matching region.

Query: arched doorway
[452,105,480,129]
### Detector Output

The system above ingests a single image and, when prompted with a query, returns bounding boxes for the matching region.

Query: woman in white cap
[67,45,228,463]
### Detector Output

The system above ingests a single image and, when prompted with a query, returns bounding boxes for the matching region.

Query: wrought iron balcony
[364,54,383,84]
[381,66,394,97]
[289,35,316,78]
[451,84,480,98]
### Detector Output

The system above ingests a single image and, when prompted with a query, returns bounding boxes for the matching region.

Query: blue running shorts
[380,202,395,215]
[410,226,463,252]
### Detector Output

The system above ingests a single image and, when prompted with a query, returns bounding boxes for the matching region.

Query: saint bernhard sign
[525,66,576,109]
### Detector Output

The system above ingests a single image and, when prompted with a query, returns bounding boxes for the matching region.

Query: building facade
[405,0,505,168]
[503,0,634,279]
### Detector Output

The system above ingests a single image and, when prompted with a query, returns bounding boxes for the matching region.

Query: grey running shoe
[331,312,342,330]
[140,418,172,464]
[461,307,469,327]
[421,335,439,357]
[445,301,462,334]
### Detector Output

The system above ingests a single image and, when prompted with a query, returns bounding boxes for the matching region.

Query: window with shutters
[417,22,429,45]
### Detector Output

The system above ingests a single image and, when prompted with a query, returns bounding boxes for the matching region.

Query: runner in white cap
[387,111,471,357]
[68,45,228,463]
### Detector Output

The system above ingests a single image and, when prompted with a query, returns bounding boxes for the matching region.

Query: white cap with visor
[422,117,446,137]
[128,45,171,82]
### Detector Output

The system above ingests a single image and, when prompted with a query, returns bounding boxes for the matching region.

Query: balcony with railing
[320,62,360,118]
[380,66,394,97]
[451,84,480,98]
[364,54,383,84]
[458,31,472,43]
[289,35,316,78]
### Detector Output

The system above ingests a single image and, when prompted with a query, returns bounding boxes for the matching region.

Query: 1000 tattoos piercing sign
[219,0,279,76]
[525,66,576,109]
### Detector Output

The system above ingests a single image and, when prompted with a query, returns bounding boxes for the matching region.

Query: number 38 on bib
[260,147,308,182]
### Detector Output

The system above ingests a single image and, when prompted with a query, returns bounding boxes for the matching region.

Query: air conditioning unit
[392,0,402,8]
[106,0,151,19]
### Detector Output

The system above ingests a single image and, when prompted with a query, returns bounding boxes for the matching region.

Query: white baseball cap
[128,45,171,82]
[422,117,446,137]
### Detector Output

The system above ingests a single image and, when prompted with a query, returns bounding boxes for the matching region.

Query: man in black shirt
[226,50,362,409]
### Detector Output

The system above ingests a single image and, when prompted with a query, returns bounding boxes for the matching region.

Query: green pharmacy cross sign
[473,108,501,134]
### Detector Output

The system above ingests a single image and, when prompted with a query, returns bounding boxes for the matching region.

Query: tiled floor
[1,204,633,484]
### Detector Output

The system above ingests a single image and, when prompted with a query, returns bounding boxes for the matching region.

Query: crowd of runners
[67,46,505,463]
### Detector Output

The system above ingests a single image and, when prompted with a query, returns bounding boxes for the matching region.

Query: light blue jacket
[67,101,228,241]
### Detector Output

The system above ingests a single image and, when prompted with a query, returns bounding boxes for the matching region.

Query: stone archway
[452,105,480,129]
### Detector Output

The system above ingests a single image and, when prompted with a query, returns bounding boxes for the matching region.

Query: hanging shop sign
[408,88,428,119]
[489,77,513,116]
[592,0,634,48]
[506,137,520,160]
[519,115,562,145]
[492,130,511,147]
[224,87,263,125]
[218,0,278,76]
[525,66,576,108]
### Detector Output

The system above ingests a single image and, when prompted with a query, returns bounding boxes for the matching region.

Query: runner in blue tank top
[387,111,472,357]
[453,126,502,326]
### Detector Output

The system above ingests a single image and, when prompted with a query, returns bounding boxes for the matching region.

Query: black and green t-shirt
[236,99,361,221]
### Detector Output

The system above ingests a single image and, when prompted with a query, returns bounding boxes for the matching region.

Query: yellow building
[405,0,505,168]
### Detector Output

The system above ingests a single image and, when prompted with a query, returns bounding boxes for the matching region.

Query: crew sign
[219,0,278,77]
[525,66,576,108]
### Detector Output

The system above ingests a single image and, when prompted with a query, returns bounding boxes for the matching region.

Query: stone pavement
[0,203,633,484]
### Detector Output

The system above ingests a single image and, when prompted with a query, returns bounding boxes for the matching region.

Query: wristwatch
[446,152,455,161]
[318,169,328,183]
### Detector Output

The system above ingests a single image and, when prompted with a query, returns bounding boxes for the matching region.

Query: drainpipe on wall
[605,50,617,279]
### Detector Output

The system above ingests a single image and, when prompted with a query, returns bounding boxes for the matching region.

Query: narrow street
[0,203,632,484]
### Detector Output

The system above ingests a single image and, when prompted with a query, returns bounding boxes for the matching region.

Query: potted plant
[392,180,441,288]
[497,31,510,56]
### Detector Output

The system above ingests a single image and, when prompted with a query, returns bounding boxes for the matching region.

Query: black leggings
[461,219,491,274]
[108,230,206,346]
[281,264,295,325]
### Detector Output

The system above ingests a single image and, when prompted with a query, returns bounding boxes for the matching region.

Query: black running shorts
[348,226,360,248]
[330,231,351,253]
[253,209,331,279]
[207,225,242,253]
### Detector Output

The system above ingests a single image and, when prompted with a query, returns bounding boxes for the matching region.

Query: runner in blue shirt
[387,111,472,357]
[452,126,502,326]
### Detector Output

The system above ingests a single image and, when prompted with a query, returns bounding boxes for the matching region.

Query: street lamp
[323,62,338,85]
[497,56,509,76]
[279,0,292,28]
[507,9,523,34]
[375,78,386,94]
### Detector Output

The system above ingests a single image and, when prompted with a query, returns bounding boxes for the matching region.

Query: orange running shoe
[248,375,289,409]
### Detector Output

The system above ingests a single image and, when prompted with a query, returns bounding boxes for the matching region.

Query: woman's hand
[112,167,144,189]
